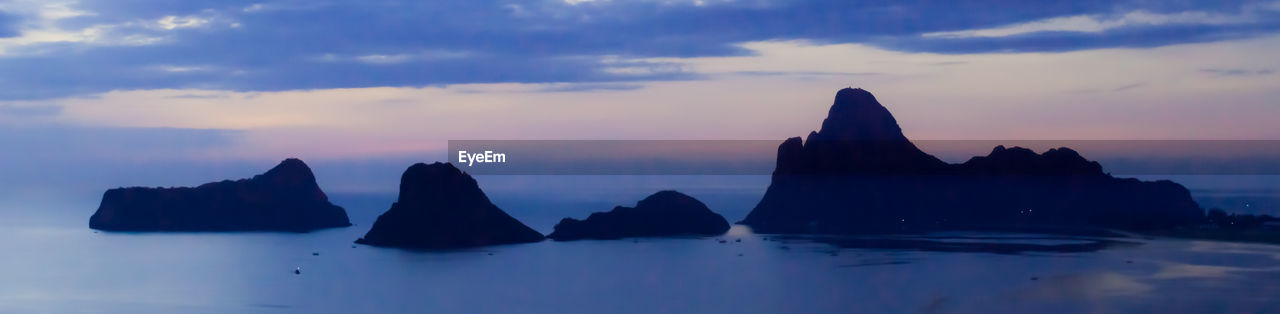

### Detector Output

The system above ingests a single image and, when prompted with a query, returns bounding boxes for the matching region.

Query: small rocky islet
[547,190,731,241]
[89,158,351,232]
[354,162,545,249]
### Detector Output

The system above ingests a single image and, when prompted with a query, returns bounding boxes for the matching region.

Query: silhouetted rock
[355,162,543,249]
[89,158,351,232]
[777,88,949,176]
[548,190,730,241]
[740,88,1204,234]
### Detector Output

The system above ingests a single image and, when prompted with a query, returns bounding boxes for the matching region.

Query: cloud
[353,54,415,65]
[533,83,646,93]
[726,71,882,77]
[1066,82,1147,94]
[1111,82,1146,92]
[0,104,62,116]
[0,11,21,38]
[155,15,212,30]
[164,93,230,99]
[882,23,1280,53]
[921,10,1247,38]
[150,64,216,72]
[1201,68,1275,76]
[0,0,1275,100]
[312,51,471,65]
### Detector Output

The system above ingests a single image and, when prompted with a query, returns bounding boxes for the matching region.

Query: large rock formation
[89,158,351,232]
[355,162,544,249]
[548,190,730,241]
[740,88,1204,234]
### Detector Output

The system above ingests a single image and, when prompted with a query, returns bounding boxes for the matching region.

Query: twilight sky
[1,0,1279,196]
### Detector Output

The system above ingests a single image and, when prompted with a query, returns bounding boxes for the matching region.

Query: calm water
[2,175,1279,313]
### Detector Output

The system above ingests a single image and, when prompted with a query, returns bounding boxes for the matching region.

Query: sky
[1,0,1279,196]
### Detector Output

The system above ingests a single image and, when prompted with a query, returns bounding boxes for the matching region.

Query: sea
[1,175,1278,313]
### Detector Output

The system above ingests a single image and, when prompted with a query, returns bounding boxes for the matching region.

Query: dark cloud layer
[0,0,1276,99]
[0,11,20,38]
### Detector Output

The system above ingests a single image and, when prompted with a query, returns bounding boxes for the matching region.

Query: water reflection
[1152,264,1239,279]
[8,191,1280,313]
[837,259,912,268]
[1019,272,1152,299]
[772,233,1140,254]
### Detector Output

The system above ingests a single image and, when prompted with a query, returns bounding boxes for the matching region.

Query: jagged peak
[404,162,464,178]
[964,146,1104,175]
[265,158,313,175]
[830,88,877,114]
[1043,147,1084,159]
[985,146,1039,158]
[257,158,318,186]
[815,87,908,141]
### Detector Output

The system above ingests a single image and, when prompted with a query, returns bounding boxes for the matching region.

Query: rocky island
[355,162,544,249]
[89,158,351,232]
[740,88,1204,234]
[548,190,730,241]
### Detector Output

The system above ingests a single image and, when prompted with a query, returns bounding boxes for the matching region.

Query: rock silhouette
[740,88,1203,234]
[548,190,730,241]
[355,162,544,249]
[89,158,351,232]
